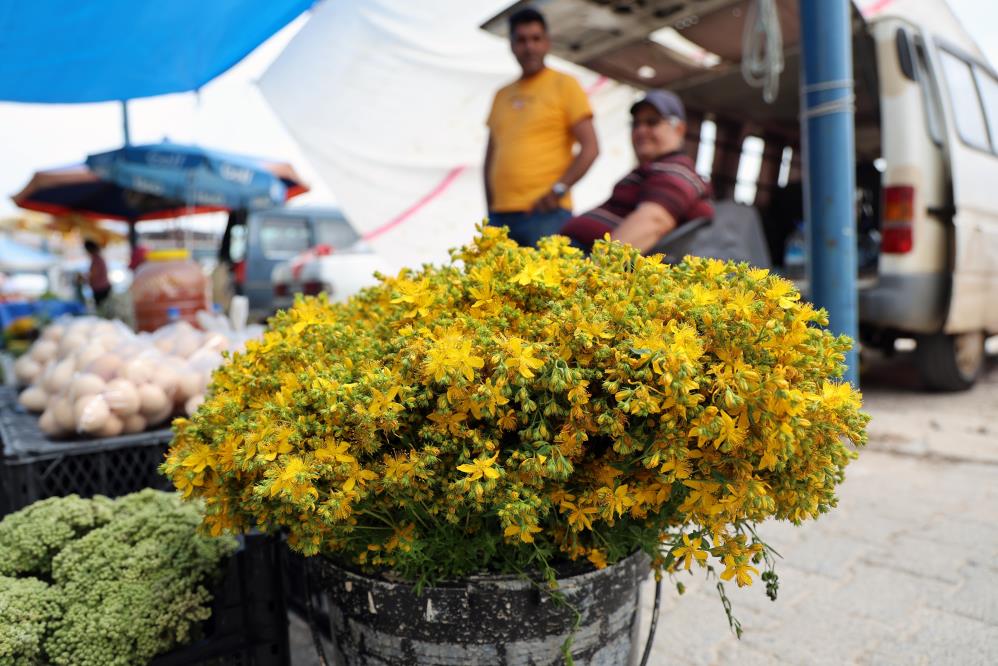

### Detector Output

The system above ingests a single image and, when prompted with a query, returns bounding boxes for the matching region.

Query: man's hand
[531,189,562,213]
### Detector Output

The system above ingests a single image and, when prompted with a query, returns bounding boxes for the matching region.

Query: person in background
[484,6,599,247]
[560,90,713,253]
[83,239,112,307]
[128,243,149,271]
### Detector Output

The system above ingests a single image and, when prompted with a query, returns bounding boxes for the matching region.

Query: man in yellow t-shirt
[484,7,599,247]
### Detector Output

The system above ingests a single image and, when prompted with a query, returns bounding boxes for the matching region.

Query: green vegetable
[0,576,61,666]
[0,490,238,666]
[0,494,114,577]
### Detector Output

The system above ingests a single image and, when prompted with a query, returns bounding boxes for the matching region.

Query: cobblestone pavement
[291,349,998,665]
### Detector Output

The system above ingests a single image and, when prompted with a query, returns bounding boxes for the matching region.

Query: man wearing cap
[560,90,713,253]
[484,7,599,247]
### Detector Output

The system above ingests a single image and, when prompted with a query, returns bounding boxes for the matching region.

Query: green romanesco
[44,489,239,666]
[0,494,115,577]
[0,575,61,666]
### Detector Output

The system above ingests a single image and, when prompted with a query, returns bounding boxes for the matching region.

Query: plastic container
[0,387,173,516]
[0,300,85,331]
[150,534,290,666]
[283,547,332,639]
[132,249,208,332]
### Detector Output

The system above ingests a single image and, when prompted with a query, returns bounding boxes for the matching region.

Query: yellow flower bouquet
[164,227,867,595]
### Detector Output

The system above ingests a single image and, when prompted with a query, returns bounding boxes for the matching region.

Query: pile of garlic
[14,317,260,439]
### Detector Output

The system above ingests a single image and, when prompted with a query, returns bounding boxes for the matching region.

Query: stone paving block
[830,562,957,629]
[929,563,998,627]
[752,517,808,548]
[960,491,998,525]
[807,506,906,546]
[867,534,970,584]
[713,637,784,665]
[859,607,998,666]
[916,518,998,557]
[777,531,870,579]
[735,593,892,665]
[756,563,846,610]
[640,585,761,666]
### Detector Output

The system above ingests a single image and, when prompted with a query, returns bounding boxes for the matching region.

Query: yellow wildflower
[671,533,709,571]
[457,453,500,482]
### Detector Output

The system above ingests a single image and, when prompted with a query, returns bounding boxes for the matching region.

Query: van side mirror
[896,28,917,81]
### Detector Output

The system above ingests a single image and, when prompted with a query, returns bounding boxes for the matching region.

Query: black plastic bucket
[313,550,649,665]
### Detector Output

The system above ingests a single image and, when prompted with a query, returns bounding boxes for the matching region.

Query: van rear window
[259,217,311,259]
[974,70,998,149]
[939,50,991,151]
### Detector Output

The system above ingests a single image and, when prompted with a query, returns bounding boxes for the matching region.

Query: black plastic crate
[0,387,174,516]
[152,534,290,666]
[283,546,333,639]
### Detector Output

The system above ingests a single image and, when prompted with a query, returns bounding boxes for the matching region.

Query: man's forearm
[556,118,599,189]
[556,146,598,190]
[610,203,676,253]
[484,135,495,212]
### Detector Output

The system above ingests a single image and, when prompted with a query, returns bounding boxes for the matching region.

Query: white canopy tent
[259,0,640,271]
[0,237,59,273]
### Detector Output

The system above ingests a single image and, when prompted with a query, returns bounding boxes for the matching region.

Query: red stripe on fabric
[861,0,894,16]
[13,200,227,222]
[585,75,609,96]
[362,165,467,242]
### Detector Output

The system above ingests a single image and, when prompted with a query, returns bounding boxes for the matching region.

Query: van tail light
[274,283,289,297]
[881,185,914,253]
[302,280,325,296]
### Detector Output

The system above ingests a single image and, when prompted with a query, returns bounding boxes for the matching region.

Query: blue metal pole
[799,0,858,385]
[121,99,131,146]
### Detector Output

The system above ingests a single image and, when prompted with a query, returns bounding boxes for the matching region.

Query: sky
[0,0,995,228]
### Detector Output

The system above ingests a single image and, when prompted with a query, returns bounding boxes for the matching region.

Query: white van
[486,0,998,390]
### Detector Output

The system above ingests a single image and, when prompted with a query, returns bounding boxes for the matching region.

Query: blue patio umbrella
[86,142,308,212]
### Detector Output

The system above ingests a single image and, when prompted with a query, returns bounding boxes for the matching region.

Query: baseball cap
[630,90,686,122]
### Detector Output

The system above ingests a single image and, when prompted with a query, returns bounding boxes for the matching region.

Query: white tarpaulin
[0,237,59,273]
[259,0,638,271]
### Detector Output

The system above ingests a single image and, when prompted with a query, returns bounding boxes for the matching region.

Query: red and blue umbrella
[12,148,308,222]
[86,142,308,212]
[12,165,217,221]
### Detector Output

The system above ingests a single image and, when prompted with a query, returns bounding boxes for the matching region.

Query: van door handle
[926,205,954,219]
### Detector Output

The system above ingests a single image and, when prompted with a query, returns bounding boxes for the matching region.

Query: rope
[639,576,663,666]
[741,0,784,104]
[801,80,855,119]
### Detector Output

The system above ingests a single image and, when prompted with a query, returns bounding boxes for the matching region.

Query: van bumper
[859,273,949,334]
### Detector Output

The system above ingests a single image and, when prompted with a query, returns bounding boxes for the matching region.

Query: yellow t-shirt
[487,68,592,213]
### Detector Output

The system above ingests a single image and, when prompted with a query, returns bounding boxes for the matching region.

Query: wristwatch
[551,182,568,197]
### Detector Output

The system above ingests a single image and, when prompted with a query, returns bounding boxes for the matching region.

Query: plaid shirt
[561,151,713,248]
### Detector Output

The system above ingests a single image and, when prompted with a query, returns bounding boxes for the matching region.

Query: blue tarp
[0,0,314,103]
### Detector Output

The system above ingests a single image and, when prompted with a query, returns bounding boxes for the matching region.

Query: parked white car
[270,226,387,313]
